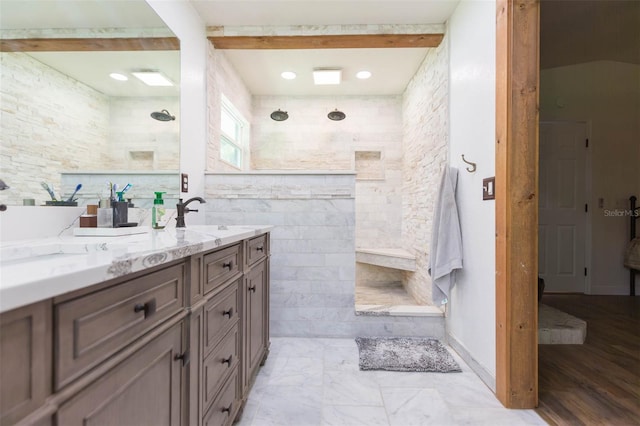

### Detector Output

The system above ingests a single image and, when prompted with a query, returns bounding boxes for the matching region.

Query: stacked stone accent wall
[1,53,109,205]
[0,53,180,207]
[401,37,450,305]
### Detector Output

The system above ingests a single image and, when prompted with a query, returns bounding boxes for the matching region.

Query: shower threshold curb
[355,304,444,317]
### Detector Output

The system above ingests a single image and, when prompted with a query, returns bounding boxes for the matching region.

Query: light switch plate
[483,177,495,200]
[181,173,189,193]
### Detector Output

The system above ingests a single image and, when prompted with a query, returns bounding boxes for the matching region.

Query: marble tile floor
[236,337,547,426]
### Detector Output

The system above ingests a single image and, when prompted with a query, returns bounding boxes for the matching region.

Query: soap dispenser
[152,191,166,229]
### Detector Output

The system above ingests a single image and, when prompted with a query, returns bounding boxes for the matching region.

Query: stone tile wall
[0,53,180,207]
[205,172,357,336]
[204,172,445,337]
[108,97,180,171]
[1,53,109,205]
[251,96,404,249]
[401,37,450,305]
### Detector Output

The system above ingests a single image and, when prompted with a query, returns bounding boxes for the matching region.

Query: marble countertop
[0,225,273,313]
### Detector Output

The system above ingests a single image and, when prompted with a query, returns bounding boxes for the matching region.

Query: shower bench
[356,248,416,271]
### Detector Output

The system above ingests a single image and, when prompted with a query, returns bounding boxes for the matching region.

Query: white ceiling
[193,0,460,96]
[191,0,460,26]
[0,0,461,97]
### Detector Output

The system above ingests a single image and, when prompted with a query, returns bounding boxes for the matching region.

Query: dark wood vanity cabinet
[0,301,51,426]
[244,258,269,390]
[0,232,270,426]
[56,322,185,426]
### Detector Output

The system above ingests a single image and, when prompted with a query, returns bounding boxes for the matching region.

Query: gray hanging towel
[428,167,463,305]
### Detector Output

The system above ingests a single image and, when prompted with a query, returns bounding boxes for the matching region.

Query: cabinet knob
[248,285,256,293]
[222,355,233,366]
[134,298,156,318]
[223,308,233,318]
[222,403,233,415]
[222,261,233,270]
[256,246,264,252]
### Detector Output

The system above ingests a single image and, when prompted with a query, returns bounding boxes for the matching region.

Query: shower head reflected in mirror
[150,109,175,121]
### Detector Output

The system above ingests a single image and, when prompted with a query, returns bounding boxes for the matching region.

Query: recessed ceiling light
[109,72,128,81]
[132,71,174,87]
[281,71,296,80]
[356,70,372,80]
[313,69,342,85]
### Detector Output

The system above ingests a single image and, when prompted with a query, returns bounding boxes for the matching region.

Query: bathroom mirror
[0,0,180,206]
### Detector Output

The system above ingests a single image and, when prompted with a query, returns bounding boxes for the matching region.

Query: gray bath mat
[355,337,462,373]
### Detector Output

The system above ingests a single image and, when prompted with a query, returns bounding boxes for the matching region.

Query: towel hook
[461,155,477,173]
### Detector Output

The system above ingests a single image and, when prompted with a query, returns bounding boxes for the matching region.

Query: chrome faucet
[175,197,206,228]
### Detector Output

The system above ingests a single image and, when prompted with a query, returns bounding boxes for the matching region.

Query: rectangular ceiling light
[313,69,342,85]
[132,71,174,87]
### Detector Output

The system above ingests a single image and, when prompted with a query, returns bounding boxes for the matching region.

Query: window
[220,96,248,169]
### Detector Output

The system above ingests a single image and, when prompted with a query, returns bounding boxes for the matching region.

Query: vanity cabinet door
[0,300,51,426]
[244,259,269,386]
[56,322,185,426]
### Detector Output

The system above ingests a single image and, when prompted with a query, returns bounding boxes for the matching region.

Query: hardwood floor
[536,295,640,425]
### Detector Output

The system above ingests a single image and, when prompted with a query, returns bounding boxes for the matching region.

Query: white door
[539,121,588,293]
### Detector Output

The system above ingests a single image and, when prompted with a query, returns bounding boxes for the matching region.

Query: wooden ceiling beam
[208,33,444,49]
[0,37,179,52]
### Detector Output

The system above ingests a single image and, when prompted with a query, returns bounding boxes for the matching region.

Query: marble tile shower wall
[205,173,444,338]
[401,34,450,305]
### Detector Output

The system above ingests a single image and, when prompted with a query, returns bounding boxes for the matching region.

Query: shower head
[270,109,289,121]
[327,109,346,121]
[151,109,176,121]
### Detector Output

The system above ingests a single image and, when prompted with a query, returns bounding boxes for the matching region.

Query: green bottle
[152,192,166,229]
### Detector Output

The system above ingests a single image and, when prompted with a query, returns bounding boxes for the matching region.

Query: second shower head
[151,109,176,121]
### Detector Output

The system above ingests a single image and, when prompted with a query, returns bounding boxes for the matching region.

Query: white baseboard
[447,332,496,393]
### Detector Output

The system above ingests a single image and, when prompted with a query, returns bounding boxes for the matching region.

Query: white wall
[540,61,640,295]
[446,0,497,389]
[146,0,208,225]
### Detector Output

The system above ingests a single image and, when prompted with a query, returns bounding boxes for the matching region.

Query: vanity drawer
[203,369,238,426]
[204,280,240,357]
[203,326,239,415]
[247,234,267,266]
[55,262,186,389]
[203,244,241,295]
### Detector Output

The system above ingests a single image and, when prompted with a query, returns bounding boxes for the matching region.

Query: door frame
[494,0,539,408]
[539,120,593,295]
